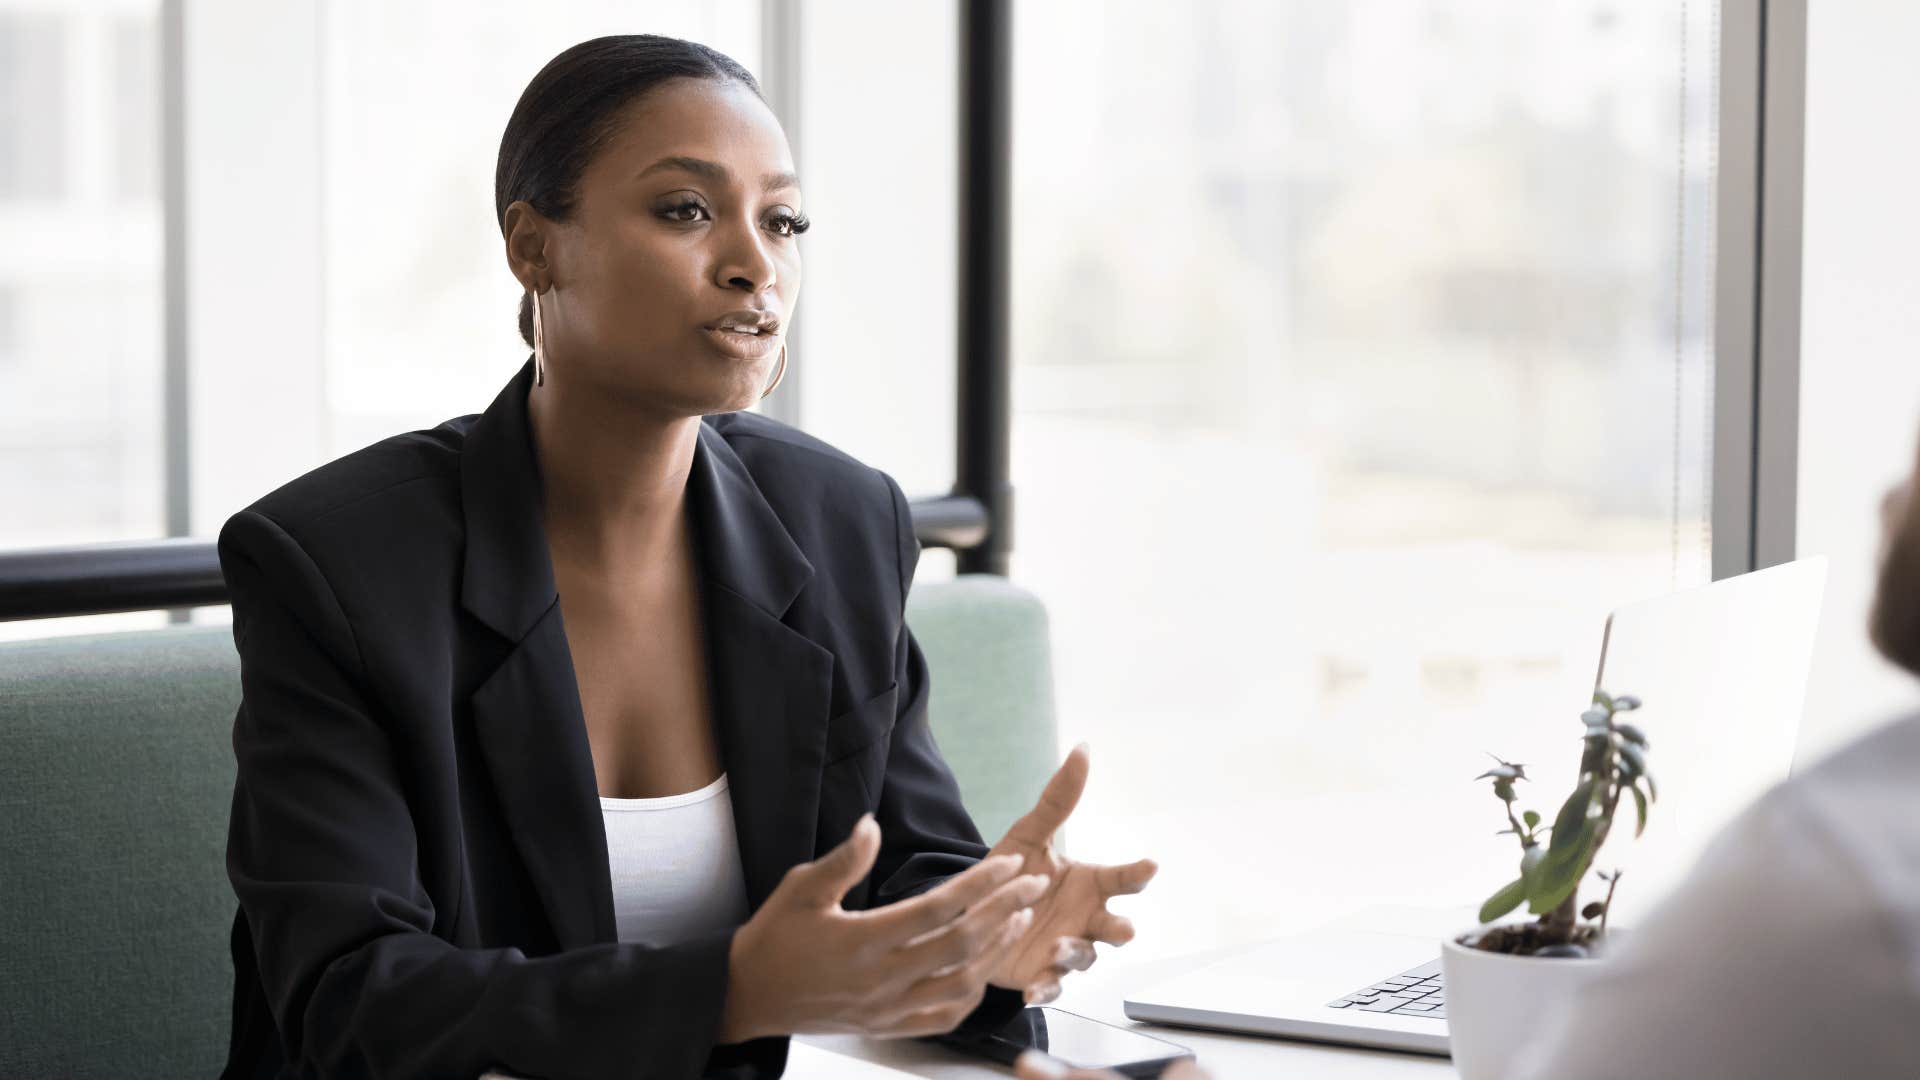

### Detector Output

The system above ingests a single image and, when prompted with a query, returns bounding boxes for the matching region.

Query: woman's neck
[526,378,701,583]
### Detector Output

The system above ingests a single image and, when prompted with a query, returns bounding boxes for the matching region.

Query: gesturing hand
[984,743,1159,1005]
[718,814,1051,1043]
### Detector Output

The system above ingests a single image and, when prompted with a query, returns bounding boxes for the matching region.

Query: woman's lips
[701,326,782,360]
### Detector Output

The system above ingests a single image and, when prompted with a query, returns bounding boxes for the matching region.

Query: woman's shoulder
[234,417,472,538]
[703,410,902,514]
[704,409,882,480]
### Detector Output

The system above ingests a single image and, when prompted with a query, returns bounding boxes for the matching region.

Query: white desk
[798,941,1455,1080]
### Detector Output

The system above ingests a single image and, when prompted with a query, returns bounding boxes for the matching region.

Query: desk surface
[797,940,1456,1080]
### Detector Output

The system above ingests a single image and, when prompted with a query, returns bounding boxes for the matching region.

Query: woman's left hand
[982,743,1159,1005]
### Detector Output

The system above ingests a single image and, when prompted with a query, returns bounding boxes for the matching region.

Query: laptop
[1121,557,1829,1057]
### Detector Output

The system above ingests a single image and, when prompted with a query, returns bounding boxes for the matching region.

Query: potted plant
[1441,690,1655,1080]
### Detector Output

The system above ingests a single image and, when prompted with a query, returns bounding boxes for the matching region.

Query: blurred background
[5,0,1917,963]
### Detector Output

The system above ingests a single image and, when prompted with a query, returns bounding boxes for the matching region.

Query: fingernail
[1024,983,1060,1005]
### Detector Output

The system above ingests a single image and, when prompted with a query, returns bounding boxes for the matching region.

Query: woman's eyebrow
[635,155,800,194]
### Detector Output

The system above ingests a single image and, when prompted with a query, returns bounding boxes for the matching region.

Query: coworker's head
[495,35,804,415]
[1868,420,1920,677]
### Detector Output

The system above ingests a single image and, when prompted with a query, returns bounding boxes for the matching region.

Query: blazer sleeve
[219,509,739,1080]
[865,472,1031,1035]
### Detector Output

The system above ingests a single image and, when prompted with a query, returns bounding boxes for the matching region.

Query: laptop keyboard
[1326,959,1446,1020]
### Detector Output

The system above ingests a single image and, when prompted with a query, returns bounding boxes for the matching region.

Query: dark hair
[494,34,765,348]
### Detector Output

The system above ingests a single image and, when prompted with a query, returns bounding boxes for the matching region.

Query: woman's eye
[770,211,812,237]
[661,199,708,223]
[658,199,809,236]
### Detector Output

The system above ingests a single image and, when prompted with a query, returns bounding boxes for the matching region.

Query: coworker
[218,34,1155,1080]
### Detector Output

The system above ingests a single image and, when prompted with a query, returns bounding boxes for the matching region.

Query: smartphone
[929,1006,1196,1078]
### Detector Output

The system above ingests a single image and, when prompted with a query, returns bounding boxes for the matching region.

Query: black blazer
[218,356,1025,1080]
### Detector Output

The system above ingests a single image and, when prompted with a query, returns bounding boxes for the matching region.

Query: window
[995,0,1721,957]
[0,12,68,201]
[0,6,164,554]
[111,14,160,202]
[791,0,961,517]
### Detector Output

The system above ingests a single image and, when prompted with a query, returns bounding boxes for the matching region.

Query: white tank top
[598,771,751,946]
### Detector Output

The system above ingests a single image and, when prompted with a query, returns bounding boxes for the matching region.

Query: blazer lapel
[687,419,835,913]
[468,605,607,949]
[460,357,834,951]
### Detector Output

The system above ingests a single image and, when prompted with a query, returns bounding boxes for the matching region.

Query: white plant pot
[1441,928,1613,1080]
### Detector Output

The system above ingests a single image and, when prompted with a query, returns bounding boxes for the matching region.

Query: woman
[217,33,1156,1080]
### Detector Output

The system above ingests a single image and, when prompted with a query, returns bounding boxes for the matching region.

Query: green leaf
[1630,783,1649,837]
[1494,778,1517,803]
[1547,779,1598,860]
[1613,694,1642,711]
[1479,877,1529,924]
[1523,810,1542,829]
[1643,770,1657,802]
[1582,901,1607,920]
[1527,837,1594,914]
[1518,842,1548,897]
[1616,723,1649,747]
[1529,780,1600,913]
[1592,689,1614,709]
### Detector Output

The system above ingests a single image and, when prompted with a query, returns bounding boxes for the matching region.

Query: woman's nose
[715,218,778,293]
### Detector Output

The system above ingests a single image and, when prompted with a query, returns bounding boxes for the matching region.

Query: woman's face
[506,76,804,417]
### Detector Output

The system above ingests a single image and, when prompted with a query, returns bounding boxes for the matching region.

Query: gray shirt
[1510,708,1920,1078]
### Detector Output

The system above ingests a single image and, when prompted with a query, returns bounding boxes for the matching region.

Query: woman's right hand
[717,812,1052,1042]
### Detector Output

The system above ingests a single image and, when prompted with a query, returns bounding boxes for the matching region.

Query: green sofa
[0,574,1056,1078]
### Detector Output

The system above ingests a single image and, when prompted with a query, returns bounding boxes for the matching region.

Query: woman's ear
[502,200,551,292]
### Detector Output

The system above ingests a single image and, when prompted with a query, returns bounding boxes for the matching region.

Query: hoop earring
[760,342,787,399]
[531,287,546,387]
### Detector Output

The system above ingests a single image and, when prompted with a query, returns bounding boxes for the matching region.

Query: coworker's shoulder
[1711,709,1920,930]
[1776,709,1920,824]
[237,414,474,536]
[703,410,891,500]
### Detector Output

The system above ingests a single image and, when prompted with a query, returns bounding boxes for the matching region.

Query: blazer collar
[459,355,813,639]
[459,356,835,950]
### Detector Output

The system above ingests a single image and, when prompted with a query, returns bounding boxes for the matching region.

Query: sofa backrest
[0,625,240,1078]
[905,573,1061,844]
